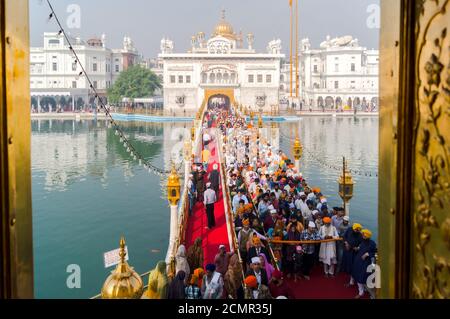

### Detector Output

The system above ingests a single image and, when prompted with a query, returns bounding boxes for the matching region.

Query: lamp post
[292,136,303,171]
[338,157,354,216]
[167,163,181,262]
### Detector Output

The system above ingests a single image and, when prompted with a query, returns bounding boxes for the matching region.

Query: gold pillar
[0,0,33,298]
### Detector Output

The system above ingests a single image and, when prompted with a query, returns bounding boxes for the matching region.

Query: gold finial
[258,114,263,129]
[119,236,126,263]
[101,237,143,299]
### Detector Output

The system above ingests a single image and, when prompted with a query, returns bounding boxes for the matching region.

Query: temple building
[159,10,284,112]
[30,32,140,111]
[288,35,379,110]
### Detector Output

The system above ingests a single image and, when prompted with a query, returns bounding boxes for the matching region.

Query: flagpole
[289,1,293,99]
[295,0,299,99]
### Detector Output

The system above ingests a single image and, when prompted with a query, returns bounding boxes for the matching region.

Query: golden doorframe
[202,88,236,110]
[0,0,34,298]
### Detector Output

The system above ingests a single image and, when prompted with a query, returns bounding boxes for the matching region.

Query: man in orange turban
[244,275,258,289]
[319,215,339,277]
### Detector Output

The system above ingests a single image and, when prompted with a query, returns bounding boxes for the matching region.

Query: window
[248,74,254,83]
[93,81,98,89]
[350,81,356,89]
[266,74,272,83]
[115,65,119,72]
[186,75,191,83]
[178,75,183,83]
[72,62,77,71]
[72,81,77,88]
[257,74,263,83]
[106,81,111,88]
[52,62,58,71]
[351,63,356,72]
[334,64,339,72]
[170,75,176,83]
[334,81,339,89]
[93,63,98,72]
[313,65,318,73]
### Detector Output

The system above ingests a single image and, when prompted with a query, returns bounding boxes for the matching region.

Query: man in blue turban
[201,264,223,299]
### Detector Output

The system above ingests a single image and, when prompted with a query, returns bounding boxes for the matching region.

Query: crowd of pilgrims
[142,107,377,300]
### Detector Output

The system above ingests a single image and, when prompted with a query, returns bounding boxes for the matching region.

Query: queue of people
[143,105,377,300]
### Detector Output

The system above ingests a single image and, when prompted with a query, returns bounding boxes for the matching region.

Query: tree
[107,65,161,104]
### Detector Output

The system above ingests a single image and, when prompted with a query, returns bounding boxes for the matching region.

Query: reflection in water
[31,117,378,299]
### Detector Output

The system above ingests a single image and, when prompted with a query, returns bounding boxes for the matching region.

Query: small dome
[101,237,143,299]
[213,10,236,40]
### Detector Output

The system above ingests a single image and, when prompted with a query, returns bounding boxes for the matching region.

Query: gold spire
[101,237,143,299]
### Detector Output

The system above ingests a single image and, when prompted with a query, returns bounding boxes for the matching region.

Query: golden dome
[101,237,144,299]
[213,10,236,40]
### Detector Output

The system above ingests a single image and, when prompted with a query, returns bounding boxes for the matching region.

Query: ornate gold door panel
[412,0,450,299]
[379,0,450,298]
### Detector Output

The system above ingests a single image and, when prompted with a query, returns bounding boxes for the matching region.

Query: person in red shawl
[268,270,292,299]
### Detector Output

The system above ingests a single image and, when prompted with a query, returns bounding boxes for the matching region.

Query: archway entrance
[207,94,230,111]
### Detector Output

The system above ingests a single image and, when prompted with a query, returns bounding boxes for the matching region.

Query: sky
[30,0,380,58]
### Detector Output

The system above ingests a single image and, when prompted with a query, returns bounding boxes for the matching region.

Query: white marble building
[160,11,285,113]
[281,35,379,110]
[30,32,140,111]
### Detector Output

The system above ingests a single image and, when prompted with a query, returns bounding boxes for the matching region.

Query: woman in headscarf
[187,238,203,271]
[167,270,186,299]
[142,261,169,299]
[259,253,275,282]
[223,254,244,299]
[175,245,190,281]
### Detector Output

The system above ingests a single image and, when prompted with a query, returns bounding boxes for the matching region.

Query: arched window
[230,73,236,83]
[210,73,215,83]
[223,73,229,83]
[202,72,207,83]
[217,73,222,83]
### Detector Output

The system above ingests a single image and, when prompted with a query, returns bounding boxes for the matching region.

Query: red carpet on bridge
[185,129,229,267]
[285,266,369,299]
